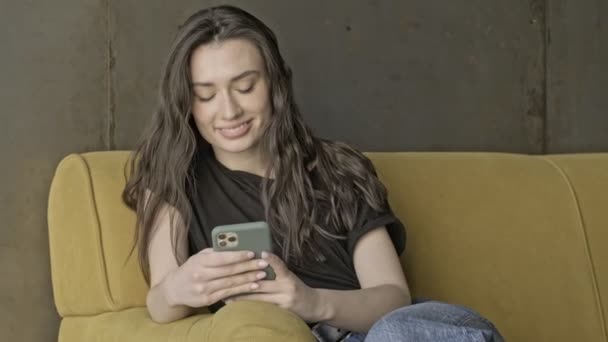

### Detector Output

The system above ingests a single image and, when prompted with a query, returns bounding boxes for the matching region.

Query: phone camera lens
[219,241,227,247]
[218,234,226,240]
[228,236,237,242]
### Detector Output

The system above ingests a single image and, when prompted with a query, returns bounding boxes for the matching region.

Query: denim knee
[404,301,499,331]
[366,301,504,342]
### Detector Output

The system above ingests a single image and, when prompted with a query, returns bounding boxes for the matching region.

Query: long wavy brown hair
[123,5,389,284]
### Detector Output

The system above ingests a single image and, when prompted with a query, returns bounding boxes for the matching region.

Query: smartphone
[211,221,276,280]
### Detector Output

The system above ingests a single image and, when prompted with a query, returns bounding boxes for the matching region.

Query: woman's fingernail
[250,283,259,290]
[257,272,266,279]
[261,251,269,259]
[247,251,255,258]
[258,260,268,267]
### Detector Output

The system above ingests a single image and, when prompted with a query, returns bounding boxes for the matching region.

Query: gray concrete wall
[112,0,550,153]
[0,0,107,340]
[1,0,606,341]
[546,0,608,153]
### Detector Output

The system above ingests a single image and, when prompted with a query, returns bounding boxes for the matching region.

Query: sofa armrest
[48,152,149,316]
[48,153,121,316]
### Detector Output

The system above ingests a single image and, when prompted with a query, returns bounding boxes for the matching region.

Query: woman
[123,5,504,342]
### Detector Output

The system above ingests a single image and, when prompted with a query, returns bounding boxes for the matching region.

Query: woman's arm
[146,203,195,323]
[231,227,411,332]
[146,196,269,323]
[315,227,411,332]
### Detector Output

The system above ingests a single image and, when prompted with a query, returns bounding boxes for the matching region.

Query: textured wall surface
[112,0,549,153]
[0,0,606,341]
[0,0,107,341]
[546,0,608,153]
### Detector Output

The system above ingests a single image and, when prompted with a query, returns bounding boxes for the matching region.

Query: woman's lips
[216,120,253,139]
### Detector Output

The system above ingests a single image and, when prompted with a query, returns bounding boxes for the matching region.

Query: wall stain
[106,0,115,150]
[525,87,546,152]
[526,0,548,154]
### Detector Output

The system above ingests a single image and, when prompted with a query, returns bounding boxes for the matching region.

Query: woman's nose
[220,91,243,120]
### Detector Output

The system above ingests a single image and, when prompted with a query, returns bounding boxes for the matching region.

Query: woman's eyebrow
[192,70,260,87]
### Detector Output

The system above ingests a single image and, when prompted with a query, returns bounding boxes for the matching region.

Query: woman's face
[190,38,272,160]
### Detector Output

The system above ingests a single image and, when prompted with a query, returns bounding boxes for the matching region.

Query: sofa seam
[79,154,117,310]
[48,154,80,316]
[541,156,608,342]
[60,305,145,319]
[183,314,211,342]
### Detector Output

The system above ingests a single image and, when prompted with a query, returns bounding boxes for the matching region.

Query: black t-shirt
[186,146,406,310]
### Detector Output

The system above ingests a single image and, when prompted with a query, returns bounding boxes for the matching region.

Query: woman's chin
[214,139,259,155]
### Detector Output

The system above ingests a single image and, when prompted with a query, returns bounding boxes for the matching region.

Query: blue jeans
[344,301,504,342]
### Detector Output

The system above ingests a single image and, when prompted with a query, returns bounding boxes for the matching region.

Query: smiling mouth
[217,120,251,131]
[216,119,253,139]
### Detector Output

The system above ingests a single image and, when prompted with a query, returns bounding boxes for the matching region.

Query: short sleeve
[346,200,406,257]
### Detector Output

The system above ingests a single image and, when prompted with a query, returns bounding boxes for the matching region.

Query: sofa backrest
[48,151,608,342]
[368,152,608,342]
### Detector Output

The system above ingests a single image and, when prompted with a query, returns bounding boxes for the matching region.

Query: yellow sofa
[48,151,608,342]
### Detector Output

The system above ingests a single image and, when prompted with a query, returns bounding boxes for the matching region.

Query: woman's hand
[227,252,324,322]
[163,248,269,308]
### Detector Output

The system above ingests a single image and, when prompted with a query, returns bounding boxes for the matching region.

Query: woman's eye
[237,84,255,94]
[197,94,215,102]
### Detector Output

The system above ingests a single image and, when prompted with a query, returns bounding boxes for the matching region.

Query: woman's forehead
[190,38,264,84]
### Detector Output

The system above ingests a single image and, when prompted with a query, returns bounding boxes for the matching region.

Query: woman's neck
[212,145,268,178]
